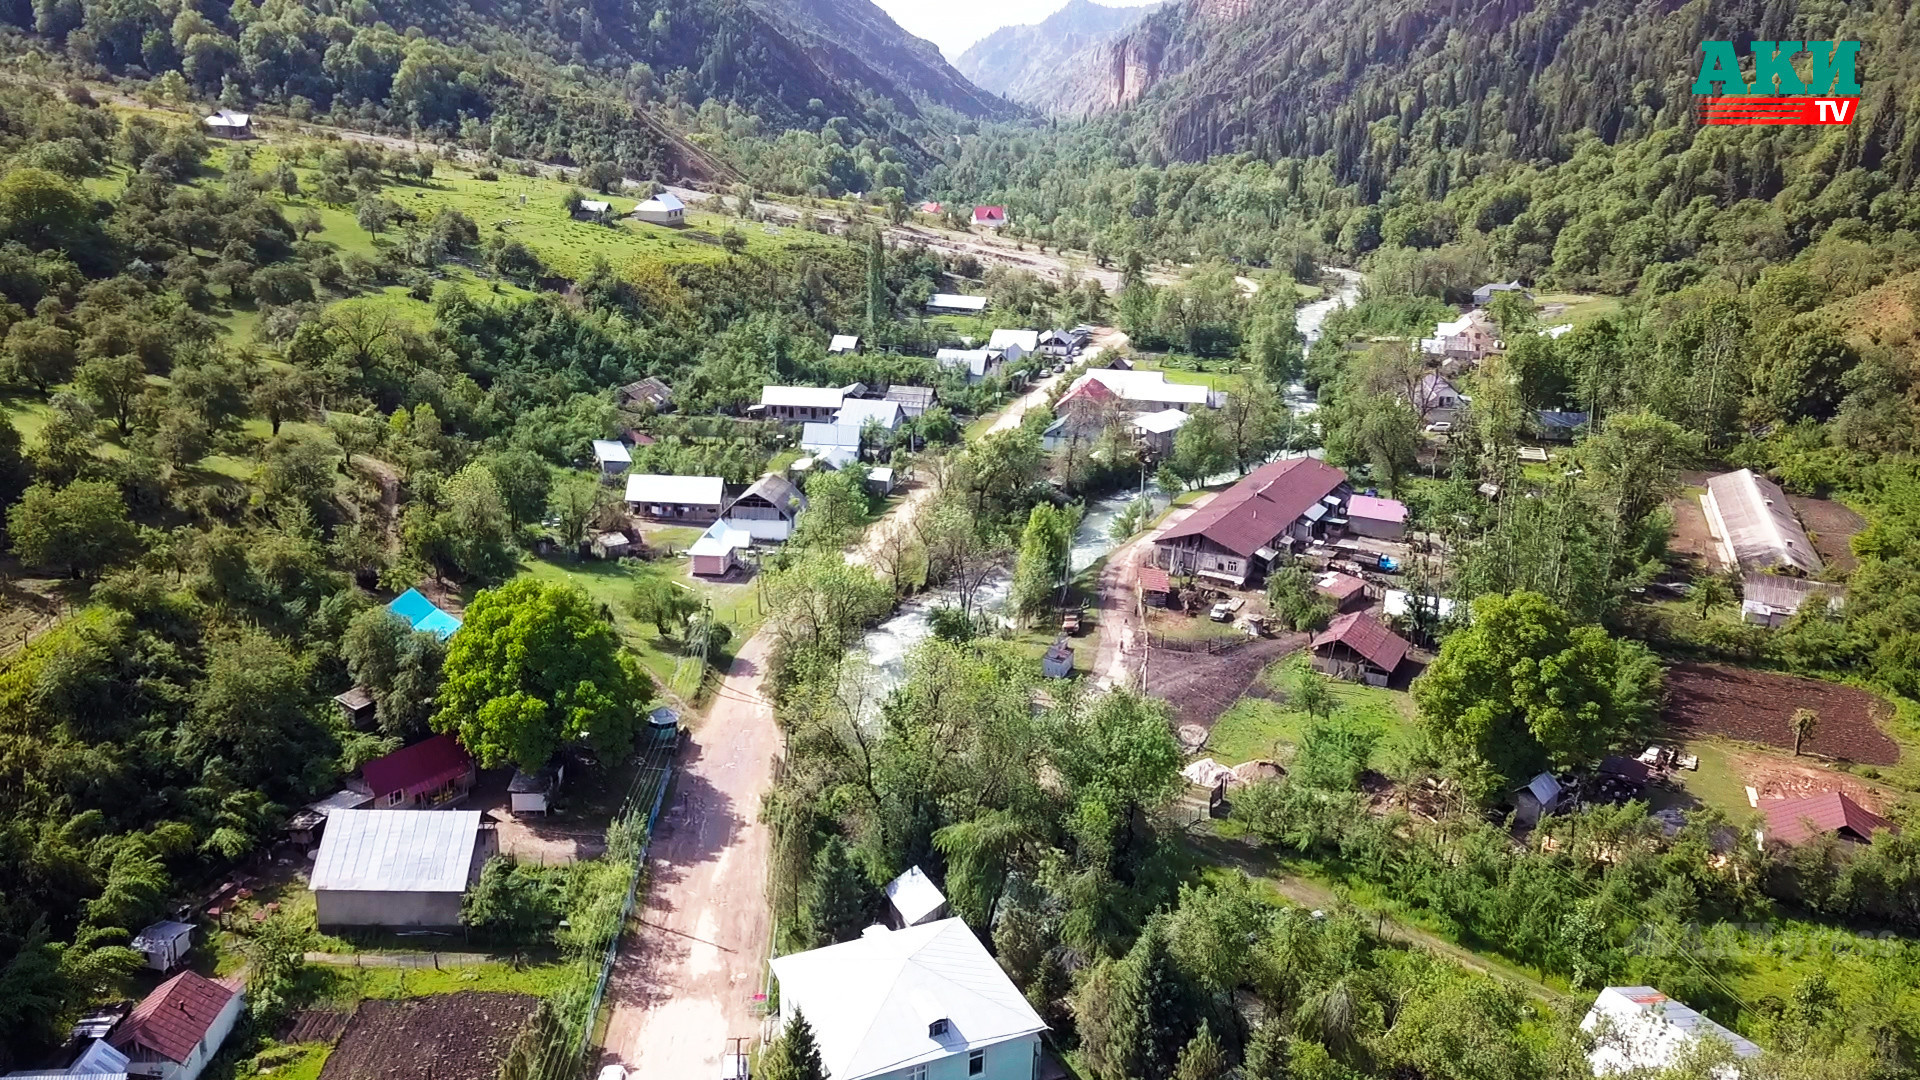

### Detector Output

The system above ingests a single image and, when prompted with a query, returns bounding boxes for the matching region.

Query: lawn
[1533,292,1622,327]
[1130,356,1242,391]
[1205,662,1417,766]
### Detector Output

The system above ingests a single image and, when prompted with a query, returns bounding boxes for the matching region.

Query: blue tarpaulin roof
[389,588,461,640]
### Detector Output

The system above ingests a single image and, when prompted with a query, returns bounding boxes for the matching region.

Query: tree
[7,480,136,578]
[75,353,147,436]
[416,463,518,582]
[790,467,868,549]
[547,470,606,548]
[1693,574,1732,619]
[1790,707,1818,756]
[434,578,655,771]
[461,857,563,941]
[629,574,701,638]
[4,319,77,391]
[344,607,447,738]
[1075,924,1203,1080]
[1165,408,1232,488]
[800,835,867,945]
[1579,409,1700,578]
[1174,1023,1227,1080]
[1241,1023,1290,1080]
[251,368,311,435]
[1412,591,1662,794]
[1011,503,1074,618]
[759,1011,827,1080]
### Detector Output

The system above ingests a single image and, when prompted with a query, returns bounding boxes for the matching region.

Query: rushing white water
[853,267,1363,694]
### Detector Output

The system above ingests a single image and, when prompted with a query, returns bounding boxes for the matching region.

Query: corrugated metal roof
[1761,792,1897,846]
[624,473,725,506]
[110,972,235,1065]
[1160,457,1349,557]
[1581,986,1760,1074]
[1310,611,1409,673]
[1704,470,1822,575]
[310,809,482,893]
[761,385,847,409]
[884,867,947,925]
[362,734,471,800]
[592,439,632,464]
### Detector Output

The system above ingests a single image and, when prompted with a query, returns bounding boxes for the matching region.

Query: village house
[309,809,493,929]
[574,199,612,219]
[1412,372,1468,426]
[723,473,808,541]
[109,972,243,1080]
[936,348,1000,383]
[829,334,860,354]
[617,376,674,412]
[769,918,1047,1080]
[362,733,475,809]
[1043,376,1125,451]
[1419,310,1499,362]
[388,588,461,639]
[1154,457,1352,585]
[1758,791,1897,848]
[988,328,1041,364]
[884,866,950,928]
[201,110,251,138]
[1702,468,1823,576]
[971,205,1008,227]
[926,293,989,315]
[755,385,855,423]
[630,191,685,225]
[1309,611,1410,686]
[1473,281,1529,306]
[884,385,937,417]
[1038,328,1090,357]
[1130,408,1190,457]
[624,473,726,521]
[1345,495,1407,540]
[591,439,632,477]
[1068,368,1218,412]
[801,422,865,468]
[1582,986,1760,1077]
[689,520,754,577]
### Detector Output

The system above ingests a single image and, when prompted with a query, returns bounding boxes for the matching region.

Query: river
[855,267,1362,692]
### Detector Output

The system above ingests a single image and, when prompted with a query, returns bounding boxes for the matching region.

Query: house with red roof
[1154,458,1352,585]
[110,971,242,1080]
[1310,611,1410,686]
[361,733,475,809]
[1759,791,1898,848]
[1043,376,1126,451]
[971,205,1007,227]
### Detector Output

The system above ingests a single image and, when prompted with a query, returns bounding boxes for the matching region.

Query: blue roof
[389,588,461,639]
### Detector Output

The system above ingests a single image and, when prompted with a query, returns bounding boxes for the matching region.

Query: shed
[1581,986,1760,1077]
[508,763,565,815]
[1042,638,1074,678]
[724,473,807,541]
[631,191,685,225]
[590,531,632,559]
[1314,572,1369,612]
[591,439,632,476]
[1532,410,1589,442]
[110,972,242,1080]
[1514,772,1562,826]
[1130,408,1190,455]
[1740,572,1841,628]
[1701,469,1822,575]
[332,685,375,727]
[883,866,949,928]
[1137,565,1171,607]
[1473,281,1527,306]
[624,473,725,521]
[362,733,475,809]
[288,789,372,846]
[689,520,754,577]
[616,376,673,411]
[1345,495,1407,540]
[1309,612,1409,686]
[309,809,491,928]
[1383,590,1458,623]
[130,921,194,972]
[388,588,461,640]
[883,385,936,417]
[576,199,612,217]
[970,205,1007,227]
[648,706,680,732]
[866,466,895,496]
[828,334,860,354]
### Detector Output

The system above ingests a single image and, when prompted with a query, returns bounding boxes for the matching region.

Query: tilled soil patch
[319,992,539,1080]
[1663,663,1899,765]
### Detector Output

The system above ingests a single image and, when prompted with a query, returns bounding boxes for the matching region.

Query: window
[928,1019,949,1038]
[905,1067,927,1080]
[385,790,404,807]
[969,1049,985,1076]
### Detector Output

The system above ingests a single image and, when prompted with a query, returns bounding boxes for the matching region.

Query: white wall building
[309,809,491,928]
[769,918,1047,1080]
[631,191,685,225]
[109,972,243,1080]
[1581,986,1761,1078]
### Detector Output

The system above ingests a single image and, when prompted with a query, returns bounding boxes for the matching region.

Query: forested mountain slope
[4,0,1013,183]
[955,0,1160,112]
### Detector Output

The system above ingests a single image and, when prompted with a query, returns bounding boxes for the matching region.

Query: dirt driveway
[1092,492,1212,689]
[601,633,777,1079]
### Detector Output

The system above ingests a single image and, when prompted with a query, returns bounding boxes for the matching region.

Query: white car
[1425,421,1453,434]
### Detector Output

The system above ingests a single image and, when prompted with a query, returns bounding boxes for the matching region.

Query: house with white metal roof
[1129,408,1190,455]
[631,191,685,225]
[1069,369,1216,411]
[309,809,492,928]
[936,348,999,383]
[835,397,905,431]
[801,422,864,468]
[1582,986,1761,1077]
[926,293,988,314]
[884,866,949,928]
[769,918,1047,1080]
[624,474,726,521]
[829,334,860,354]
[591,439,631,476]
[987,329,1040,363]
[201,110,251,138]
[755,385,852,423]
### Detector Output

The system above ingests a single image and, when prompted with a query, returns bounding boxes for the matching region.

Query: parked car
[1210,601,1232,622]
[1425,421,1453,434]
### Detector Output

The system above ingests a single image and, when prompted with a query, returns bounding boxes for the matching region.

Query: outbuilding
[1314,572,1369,612]
[689,520,754,577]
[1759,791,1897,848]
[1309,611,1408,686]
[591,439,632,476]
[509,764,565,815]
[884,866,949,928]
[1701,469,1822,575]
[130,921,194,972]
[1581,986,1759,1077]
[201,110,251,138]
[1137,565,1171,608]
[829,334,860,354]
[1042,638,1074,678]
[1345,495,1407,540]
[309,809,492,929]
[110,972,242,1080]
[590,531,632,559]
[925,293,988,315]
[1513,772,1561,826]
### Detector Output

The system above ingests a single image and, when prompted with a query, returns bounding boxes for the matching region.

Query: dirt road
[1091,494,1213,689]
[601,633,778,1080]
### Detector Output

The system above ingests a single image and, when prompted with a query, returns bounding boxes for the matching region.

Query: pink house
[1347,495,1407,540]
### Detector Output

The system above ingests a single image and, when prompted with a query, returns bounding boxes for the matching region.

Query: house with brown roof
[110,971,242,1080]
[361,733,475,809]
[1313,571,1369,612]
[1154,458,1352,586]
[1760,792,1897,848]
[723,473,807,542]
[617,377,673,411]
[1309,611,1410,686]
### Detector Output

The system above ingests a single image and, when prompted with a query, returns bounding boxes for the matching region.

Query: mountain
[753,0,1014,121]
[954,0,1161,111]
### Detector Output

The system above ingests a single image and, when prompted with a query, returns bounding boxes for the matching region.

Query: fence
[507,730,678,1080]
[1145,632,1254,656]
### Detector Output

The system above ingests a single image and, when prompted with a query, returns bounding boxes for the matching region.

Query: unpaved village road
[601,633,778,1080]
[1092,493,1213,689]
